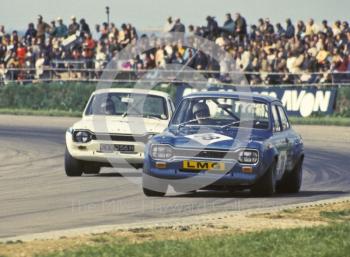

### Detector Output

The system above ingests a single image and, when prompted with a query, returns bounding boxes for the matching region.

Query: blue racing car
[142,91,304,197]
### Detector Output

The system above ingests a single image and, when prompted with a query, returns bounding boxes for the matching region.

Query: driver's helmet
[193,102,210,119]
[100,99,115,115]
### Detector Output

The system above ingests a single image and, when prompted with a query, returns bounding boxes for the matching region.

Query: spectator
[276,23,286,37]
[49,20,57,37]
[234,13,247,42]
[206,16,219,39]
[56,17,68,38]
[68,16,80,35]
[79,19,91,37]
[285,19,295,39]
[222,13,235,34]
[36,15,50,42]
[24,23,37,44]
[305,19,318,36]
[172,18,185,33]
[163,17,174,32]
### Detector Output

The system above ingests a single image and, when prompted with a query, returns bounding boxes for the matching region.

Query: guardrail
[1,67,350,86]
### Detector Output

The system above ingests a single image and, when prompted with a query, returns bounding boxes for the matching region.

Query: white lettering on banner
[276,90,332,117]
[314,91,331,112]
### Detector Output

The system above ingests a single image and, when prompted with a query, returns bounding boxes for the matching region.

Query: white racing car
[65,88,175,176]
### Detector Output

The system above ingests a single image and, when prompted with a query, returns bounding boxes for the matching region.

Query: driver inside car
[99,99,115,115]
[192,102,211,125]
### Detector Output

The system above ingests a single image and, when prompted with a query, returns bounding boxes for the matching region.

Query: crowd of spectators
[1,13,350,85]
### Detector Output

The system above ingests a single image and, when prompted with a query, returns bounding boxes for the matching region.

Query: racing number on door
[276,151,287,176]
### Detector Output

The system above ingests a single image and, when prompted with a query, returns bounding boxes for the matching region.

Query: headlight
[73,131,93,143]
[151,144,174,159]
[238,149,259,164]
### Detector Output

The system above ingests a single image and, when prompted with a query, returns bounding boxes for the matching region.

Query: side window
[277,106,290,130]
[271,105,282,132]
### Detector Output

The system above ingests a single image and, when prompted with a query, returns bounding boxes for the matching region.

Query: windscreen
[85,93,168,120]
[171,97,270,129]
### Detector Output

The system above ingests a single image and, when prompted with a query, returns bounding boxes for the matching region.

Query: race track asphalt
[0,115,349,238]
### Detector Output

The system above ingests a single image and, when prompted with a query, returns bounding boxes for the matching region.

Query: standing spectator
[305,19,317,36]
[296,20,306,38]
[56,18,68,38]
[68,16,80,35]
[36,15,50,43]
[98,22,109,40]
[234,13,247,43]
[285,19,295,39]
[222,13,235,34]
[49,20,57,37]
[332,21,342,37]
[24,23,37,44]
[206,16,219,40]
[79,19,91,37]
[163,17,174,32]
[172,18,185,33]
[321,20,333,37]
[263,18,275,37]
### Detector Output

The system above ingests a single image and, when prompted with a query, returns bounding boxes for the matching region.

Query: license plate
[115,144,135,152]
[100,144,134,152]
[182,160,225,171]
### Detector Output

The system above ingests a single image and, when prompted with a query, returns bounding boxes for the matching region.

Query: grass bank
[40,222,350,257]
[1,200,349,257]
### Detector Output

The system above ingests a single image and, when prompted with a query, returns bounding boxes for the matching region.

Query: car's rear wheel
[276,158,303,194]
[142,174,167,197]
[251,161,277,197]
[64,148,83,177]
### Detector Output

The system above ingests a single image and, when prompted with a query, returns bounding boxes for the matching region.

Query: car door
[276,104,294,177]
[276,105,297,172]
[271,103,289,180]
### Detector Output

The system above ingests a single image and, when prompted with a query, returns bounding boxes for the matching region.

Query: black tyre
[143,187,166,197]
[83,163,101,175]
[64,148,83,177]
[251,162,277,197]
[276,158,303,194]
[142,174,167,197]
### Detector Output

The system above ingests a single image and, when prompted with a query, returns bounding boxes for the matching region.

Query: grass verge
[39,222,350,257]
[0,108,81,117]
[289,116,350,126]
[0,201,349,257]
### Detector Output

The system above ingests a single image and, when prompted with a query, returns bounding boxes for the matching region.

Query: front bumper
[143,157,264,187]
[66,132,145,164]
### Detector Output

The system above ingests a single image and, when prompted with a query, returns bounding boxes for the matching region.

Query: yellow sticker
[183,160,225,171]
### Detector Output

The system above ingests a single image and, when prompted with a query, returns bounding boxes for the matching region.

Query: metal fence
[1,66,350,87]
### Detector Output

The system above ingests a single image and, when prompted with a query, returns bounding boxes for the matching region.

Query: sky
[1,0,350,32]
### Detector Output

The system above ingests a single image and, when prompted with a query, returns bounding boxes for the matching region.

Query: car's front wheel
[83,164,101,175]
[64,148,83,177]
[251,161,277,197]
[142,174,167,197]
